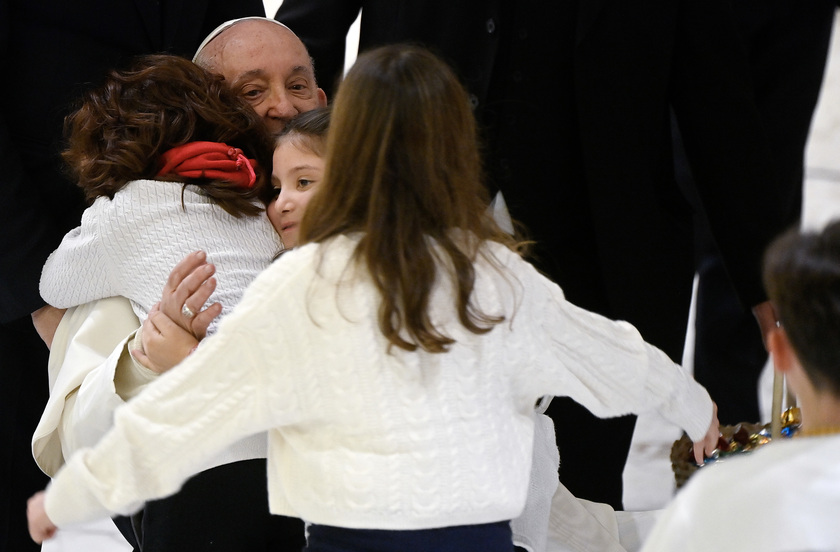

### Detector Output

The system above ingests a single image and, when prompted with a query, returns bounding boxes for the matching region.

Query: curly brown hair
[62,54,274,217]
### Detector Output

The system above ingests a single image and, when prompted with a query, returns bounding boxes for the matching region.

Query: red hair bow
[157,141,258,189]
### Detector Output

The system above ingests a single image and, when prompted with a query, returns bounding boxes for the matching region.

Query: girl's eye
[269,187,281,198]
[298,179,312,189]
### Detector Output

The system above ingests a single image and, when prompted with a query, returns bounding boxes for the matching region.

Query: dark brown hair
[764,221,840,396]
[277,107,331,156]
[300,45,521,353]
[62,54,274,217]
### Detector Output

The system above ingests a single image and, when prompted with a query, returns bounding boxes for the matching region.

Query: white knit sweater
[45,234,713,531]
[40,179,282,333]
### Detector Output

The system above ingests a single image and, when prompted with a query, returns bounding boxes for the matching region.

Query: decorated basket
[670,408,800,489]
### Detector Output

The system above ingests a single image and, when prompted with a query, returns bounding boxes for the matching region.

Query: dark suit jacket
[0,0,265,322]
[735,0,836,221]
[277,0,787,361]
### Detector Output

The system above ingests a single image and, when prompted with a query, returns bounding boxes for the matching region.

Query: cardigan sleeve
[516,259,713,442]
[42,261,294,527]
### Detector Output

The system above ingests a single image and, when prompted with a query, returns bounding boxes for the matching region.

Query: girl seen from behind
[29,45,719,552]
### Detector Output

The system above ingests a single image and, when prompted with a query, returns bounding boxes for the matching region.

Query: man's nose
[265,88,298,122]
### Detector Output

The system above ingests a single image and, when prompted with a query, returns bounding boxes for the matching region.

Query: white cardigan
[45,235,713,531]
[31,297,267,479]
[39,179,282,333]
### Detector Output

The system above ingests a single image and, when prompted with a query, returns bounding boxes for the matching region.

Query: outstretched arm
[516,257,720,460]
[33,252,224,477]
[34,261,292,534]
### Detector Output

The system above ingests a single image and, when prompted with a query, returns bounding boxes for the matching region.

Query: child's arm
[33,251,225,478]
[35,260,293,531]
[515,257,719,459]
[39,205,116,309]
[31,305,67,349]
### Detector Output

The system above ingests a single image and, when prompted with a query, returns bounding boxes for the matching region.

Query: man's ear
[317,88,327,107]
[768,327,794,374]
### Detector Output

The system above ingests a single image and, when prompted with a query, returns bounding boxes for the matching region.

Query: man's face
[201,21,327,135]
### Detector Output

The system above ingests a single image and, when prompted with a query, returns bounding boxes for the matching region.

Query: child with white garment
[29,45,719,552]
[641,222,840,551]
[38,54,281,335]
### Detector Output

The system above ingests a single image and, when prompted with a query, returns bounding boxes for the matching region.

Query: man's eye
[241,88,263,100]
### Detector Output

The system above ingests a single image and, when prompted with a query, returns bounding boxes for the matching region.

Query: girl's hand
[693,402,721,465]
[133,303,205,373]
[31,305,67,350]
[27,491,57,544]
[160,251,221,340]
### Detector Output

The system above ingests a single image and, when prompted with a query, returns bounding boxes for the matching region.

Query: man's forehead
[217,23,295,56]
[217,29,309,70]
[228,64,313,85]
[194,17,293,61]
[201,21,302,58]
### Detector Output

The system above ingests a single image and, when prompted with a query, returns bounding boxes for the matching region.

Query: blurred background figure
[684,0,837,426]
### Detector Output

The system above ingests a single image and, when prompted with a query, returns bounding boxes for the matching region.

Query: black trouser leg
[0,317,51,552]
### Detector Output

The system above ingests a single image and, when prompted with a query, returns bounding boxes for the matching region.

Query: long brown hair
[62,54,274,217]
[300,45,521,353]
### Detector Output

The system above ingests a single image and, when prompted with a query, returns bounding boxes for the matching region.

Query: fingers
[149,308,187,335]
[693,431,719,465]
[164,250,207,296]
[178,276,218,338]
[693,403,721,465]
[692,442,704,466]
[160,251,217,335]
[27,491,57,544]
[190,302,222,341]
[142,310,200,373]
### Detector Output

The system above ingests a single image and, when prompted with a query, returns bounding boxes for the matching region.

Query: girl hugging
[39,54,281,334]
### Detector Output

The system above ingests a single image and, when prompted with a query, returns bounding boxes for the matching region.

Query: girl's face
[267,140,325,248]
